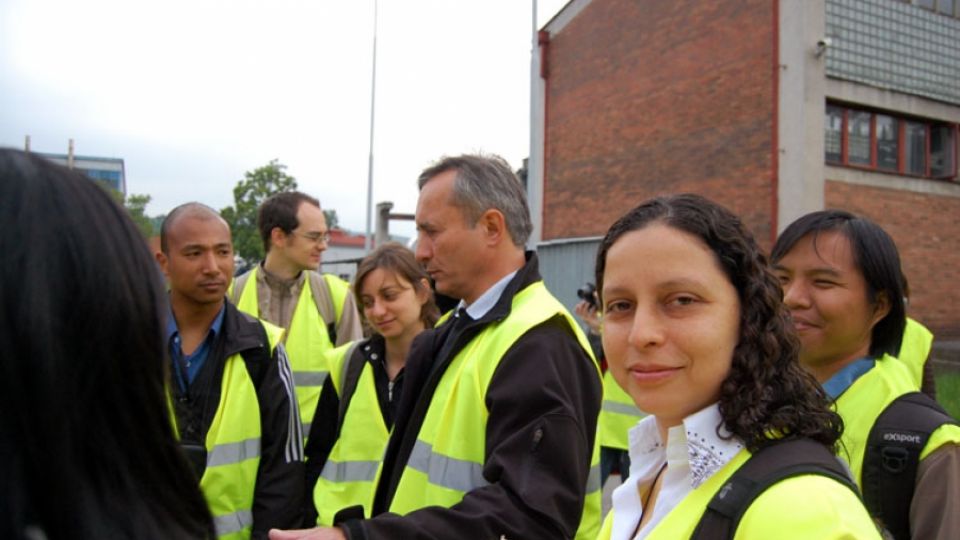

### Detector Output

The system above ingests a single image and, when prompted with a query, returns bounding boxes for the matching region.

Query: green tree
[93,179,156,238]
[221,159,298,265]
[323,209,339,229]
[124,193,155,238]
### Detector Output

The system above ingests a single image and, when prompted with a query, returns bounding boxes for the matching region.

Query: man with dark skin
[159,203,304,539]
[270,155,602,540]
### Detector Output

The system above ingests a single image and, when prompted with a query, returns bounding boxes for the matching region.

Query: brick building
[527,0,960,339]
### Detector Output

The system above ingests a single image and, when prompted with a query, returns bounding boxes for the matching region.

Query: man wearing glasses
[231,191,364,442]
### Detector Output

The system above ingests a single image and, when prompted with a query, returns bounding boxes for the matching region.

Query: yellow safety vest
[313,341,389,526]
[834,353,960,487]
[596,448,881,539]
[599,370,645,451]
[173,321,284,540]
[236,268,344,437]
[385,281,603,540]
[897,317,933,389]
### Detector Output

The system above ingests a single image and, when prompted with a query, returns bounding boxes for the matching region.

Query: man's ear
[270,227,287,249]
[417,278,431,306]
[155,251,169,278]
[871,290,892,326]
[477,209,507,246]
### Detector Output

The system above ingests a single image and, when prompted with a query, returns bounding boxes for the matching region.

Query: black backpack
[861,392,958,540]
[690,438,860,539]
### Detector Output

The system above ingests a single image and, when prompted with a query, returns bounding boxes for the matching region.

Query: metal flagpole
[364,0,379,252]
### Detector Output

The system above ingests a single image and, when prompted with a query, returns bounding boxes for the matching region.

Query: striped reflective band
[408,439,487,493]
[293,370,328,387]
[207,437,260,468]
[213,508,253,536]
[602,400,644,417]
[586,464,601,493]
[320,459,381,483]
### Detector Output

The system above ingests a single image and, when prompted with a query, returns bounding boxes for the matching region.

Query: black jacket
[170,300,305,539]
[341,253,602,539]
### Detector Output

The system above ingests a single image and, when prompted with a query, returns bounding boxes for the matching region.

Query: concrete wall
[777,0,827,231]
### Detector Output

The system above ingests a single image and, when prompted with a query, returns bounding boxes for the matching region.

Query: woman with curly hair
[595,194,879,539]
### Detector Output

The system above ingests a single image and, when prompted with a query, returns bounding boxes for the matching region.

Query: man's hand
[268,527,346,540]
[574,300,601,335]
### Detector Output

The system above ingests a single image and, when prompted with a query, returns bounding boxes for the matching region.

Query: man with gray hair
[271,154,602,540]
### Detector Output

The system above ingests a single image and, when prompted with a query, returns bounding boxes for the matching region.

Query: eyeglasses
[295,231,331,244]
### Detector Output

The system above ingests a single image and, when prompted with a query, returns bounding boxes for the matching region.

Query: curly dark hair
[594,194,842,451]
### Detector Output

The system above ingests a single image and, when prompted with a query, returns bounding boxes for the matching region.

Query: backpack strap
[862,392,958,540]
[309,271,339,345]
[335,341,365,437]
[691,438,859,540]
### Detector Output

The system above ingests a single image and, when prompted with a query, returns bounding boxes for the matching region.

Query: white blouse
[608,403,743,540]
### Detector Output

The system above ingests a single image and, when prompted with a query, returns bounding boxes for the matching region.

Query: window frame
[824,102,958,181]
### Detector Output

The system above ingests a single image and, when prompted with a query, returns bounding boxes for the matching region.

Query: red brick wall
[543,0,776,247]
[825,180,960,338]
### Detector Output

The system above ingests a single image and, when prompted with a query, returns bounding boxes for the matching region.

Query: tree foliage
[221,159,298,265]
[93,180,156,238]
[323,209,339,229]
[124,193,156,238]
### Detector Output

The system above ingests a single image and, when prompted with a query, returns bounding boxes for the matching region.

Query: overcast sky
[0,0,567,239]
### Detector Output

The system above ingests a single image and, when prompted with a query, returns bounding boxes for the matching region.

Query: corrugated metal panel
[536,237,603,313]
[826,0,960,105]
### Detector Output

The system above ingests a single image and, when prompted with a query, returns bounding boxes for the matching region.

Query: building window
[905,122,927,176]
[876,115,899,171]
[848,111,872,166]
[824,103,957,180]
[825,105,843,163]
[932,126,956,178]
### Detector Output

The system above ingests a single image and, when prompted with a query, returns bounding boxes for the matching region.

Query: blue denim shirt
[822,356,876,399]
[166,304,226,392]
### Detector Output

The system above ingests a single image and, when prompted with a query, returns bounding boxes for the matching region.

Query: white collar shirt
[455,270,518,321]
[608,403,743,540]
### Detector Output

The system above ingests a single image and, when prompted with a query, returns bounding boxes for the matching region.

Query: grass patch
[936,372,960,419]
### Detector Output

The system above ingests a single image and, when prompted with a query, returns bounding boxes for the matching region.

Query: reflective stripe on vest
[313,342,391,526]
[236,267,332,437]
[600,370,646,451]
[387,281,603,540]
[407,439,488,493]
[320,459,381,483]
[213,510,254,539]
